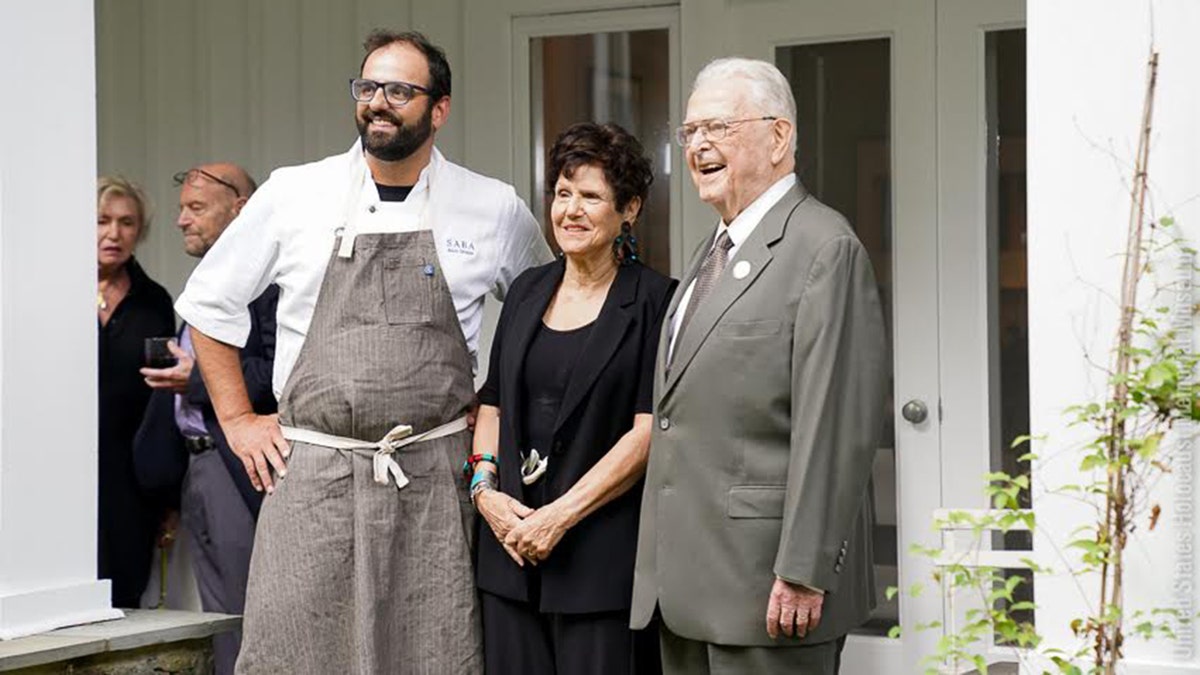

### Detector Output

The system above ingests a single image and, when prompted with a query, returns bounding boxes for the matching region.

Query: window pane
[531,30,671,275]
[986,28,1032,633]
[777,38,895,635]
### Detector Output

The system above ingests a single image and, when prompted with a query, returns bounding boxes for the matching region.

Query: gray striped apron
[236,182,481,674]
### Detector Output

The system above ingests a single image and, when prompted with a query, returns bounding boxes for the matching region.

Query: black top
[476,259,677,614]
[98,258,176,477]
[375,183,414,202]
[97,257,175,606]
[521,321,593,508]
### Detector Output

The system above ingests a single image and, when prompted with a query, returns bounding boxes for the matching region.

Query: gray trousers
[181,448,256,675]
[659,622,845,675]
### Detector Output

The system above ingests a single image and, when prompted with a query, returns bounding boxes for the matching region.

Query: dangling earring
[612,221,640,266]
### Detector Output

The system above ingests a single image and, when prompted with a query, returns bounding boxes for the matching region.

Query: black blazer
[133,285,280,518]
[475,259,676,614]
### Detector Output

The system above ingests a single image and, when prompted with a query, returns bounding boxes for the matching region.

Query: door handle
[901,399,928,424]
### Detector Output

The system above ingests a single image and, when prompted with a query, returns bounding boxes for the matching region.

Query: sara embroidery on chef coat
[445,238,476,255]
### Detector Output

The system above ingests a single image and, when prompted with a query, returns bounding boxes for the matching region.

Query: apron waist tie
[279,416,470,489]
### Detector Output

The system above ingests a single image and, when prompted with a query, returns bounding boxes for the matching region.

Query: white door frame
[683,0,1032,671]
[937,0,1026,510]
[690,2,942,671]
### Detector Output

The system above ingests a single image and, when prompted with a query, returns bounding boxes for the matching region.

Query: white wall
[0,0,124,639]
[1029,1,1200,670]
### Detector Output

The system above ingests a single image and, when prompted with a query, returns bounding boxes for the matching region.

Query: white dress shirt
[668,174,797,361]
[176,141,552,399]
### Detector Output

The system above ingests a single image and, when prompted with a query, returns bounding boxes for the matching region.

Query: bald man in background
[135,163,279,675]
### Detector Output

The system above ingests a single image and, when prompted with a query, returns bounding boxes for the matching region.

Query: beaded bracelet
[462,453,499,478]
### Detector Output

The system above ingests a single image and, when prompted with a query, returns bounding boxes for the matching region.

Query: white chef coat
[667,173,796,361]
[176,141,552,399]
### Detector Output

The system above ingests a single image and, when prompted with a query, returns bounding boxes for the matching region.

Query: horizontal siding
[95,0,455,299]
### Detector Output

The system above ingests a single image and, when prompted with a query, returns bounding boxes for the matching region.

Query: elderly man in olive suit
[631,57,888,674]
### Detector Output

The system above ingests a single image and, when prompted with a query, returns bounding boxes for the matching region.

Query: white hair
[692,57,797,151]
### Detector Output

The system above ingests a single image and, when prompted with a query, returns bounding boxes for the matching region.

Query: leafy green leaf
[1080,453,1107,471]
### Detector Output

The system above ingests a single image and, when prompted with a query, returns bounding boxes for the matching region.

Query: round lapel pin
[733,260,752,280]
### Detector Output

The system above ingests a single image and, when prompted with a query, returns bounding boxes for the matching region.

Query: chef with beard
[175,29,552,674]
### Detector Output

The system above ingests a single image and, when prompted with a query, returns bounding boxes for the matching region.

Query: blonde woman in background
[96,176,175,607]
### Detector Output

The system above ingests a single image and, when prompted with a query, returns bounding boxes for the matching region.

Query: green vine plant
[891,49,1200,674]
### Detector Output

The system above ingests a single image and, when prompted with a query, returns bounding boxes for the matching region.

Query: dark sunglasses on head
[173,168,241,198]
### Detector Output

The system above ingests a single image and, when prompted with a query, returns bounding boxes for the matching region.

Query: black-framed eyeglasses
[674,116,779,147]
[349,78,433,107]
[173,168,241,198]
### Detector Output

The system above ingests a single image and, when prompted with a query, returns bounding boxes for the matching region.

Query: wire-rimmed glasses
[674,116,779,147]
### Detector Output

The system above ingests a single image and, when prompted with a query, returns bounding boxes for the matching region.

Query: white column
[1029,0,1200,669]
[0,0,123,639]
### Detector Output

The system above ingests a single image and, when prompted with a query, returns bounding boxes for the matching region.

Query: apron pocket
[382,259,434,325]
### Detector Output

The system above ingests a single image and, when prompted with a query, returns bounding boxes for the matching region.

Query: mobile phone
[143,337,177,368]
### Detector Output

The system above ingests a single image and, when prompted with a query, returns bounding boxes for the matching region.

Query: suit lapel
[662,185,808,400]
[553,264,639,434]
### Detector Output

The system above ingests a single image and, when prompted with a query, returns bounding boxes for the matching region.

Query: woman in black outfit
[470,123,675,674]
[96,176,175,607]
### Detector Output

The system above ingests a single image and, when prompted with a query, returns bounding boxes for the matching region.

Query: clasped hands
[475,490,570,566]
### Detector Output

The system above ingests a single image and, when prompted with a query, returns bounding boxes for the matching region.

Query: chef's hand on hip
[766,577,824,639]
[223,412,289,494]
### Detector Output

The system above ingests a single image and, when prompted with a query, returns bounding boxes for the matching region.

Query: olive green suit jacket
[631,184,888,646]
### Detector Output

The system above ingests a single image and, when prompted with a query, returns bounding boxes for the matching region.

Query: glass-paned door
[777,38,898,634]
[711,0,1025,671]
[515,8,681,278]
[528,30,671,274]
[710,4,940,671]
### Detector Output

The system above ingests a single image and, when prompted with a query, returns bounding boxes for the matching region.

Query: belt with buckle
[184,435,216,455]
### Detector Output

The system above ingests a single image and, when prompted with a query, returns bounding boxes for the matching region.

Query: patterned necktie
[674,229,734,356]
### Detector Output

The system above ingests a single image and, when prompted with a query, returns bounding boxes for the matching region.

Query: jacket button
[834,563,843,573]
[659,416,670,431]
[552,440,564,455]
[368,204,377,213]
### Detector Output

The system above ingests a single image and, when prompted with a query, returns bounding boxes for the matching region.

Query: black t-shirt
[375,183,414,202]
[520,321,594,506]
